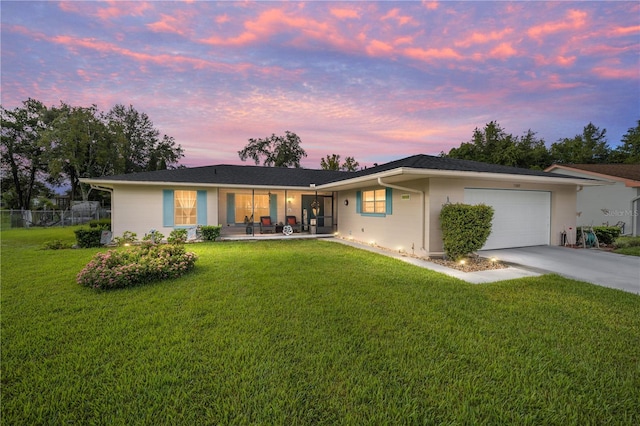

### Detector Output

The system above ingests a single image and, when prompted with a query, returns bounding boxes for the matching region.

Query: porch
[218,188,337,237]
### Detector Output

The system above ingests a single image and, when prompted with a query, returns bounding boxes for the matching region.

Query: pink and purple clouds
[2,1,638,167]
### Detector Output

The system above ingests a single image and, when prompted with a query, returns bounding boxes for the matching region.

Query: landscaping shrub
[112,231,137,246]
[77,243,198,290]
[201,225,222,241]
[168,228,188,244]
[613,236,640,249]
[74,228,104,248]
[88,218,111,230]
[439,203,494,261]
[143,229,165,244]
[41,240,71,250]
[576,226,622,245]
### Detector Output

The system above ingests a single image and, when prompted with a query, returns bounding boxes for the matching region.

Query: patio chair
[285,215,301,233]
[259,216,275,233]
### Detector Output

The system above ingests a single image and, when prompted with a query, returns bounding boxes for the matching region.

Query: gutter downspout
[377,177,426,252]
[632,195,640,237]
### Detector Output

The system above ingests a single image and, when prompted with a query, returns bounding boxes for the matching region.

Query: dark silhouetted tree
[238,131,307,167]
[550,122,611,164]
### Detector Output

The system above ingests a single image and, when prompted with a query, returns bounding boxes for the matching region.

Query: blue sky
[2,1,638,168]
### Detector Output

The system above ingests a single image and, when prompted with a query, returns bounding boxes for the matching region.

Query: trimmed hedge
[201,225,222,241]
[439,203,494,261]
[74,228,104,248]
[613,236,640,249]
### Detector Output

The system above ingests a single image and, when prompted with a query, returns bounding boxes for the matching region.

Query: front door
[302,195,333,231]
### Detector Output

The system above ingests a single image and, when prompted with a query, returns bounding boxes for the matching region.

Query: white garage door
[464,189,551,250]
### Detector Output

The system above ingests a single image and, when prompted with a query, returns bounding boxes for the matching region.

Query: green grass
[2,228,639,425]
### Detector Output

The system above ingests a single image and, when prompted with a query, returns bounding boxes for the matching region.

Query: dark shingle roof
[352,154,574,179]
[559,164,640,182]
[96,164,351,187]
[91,154,581,186]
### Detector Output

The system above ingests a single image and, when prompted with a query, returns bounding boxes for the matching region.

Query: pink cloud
[330,8,360,20]
[489,42,517,59]
[528,9,587,40]
[381,8,416,26]
[592,66,639,80]
[59,0,152,21]
[366,39,393,56]
[455,29,513,48]
[423,1,439,11]
[200,7,359,54]
[147,13,191,36]
[215,14,230,24]
[610,25,640,36]
[403,47,462,62]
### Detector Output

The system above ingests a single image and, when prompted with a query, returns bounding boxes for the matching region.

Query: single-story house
[82,154,604,256]
[545,164,640,236]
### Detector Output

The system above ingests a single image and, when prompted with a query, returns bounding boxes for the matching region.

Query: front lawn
[2,228,639,424]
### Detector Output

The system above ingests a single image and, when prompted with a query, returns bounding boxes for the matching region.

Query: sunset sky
[2,1,639,168]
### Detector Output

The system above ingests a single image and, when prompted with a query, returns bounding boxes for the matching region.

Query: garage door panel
[464,189,550,250]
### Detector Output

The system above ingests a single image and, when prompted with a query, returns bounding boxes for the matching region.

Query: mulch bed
[429,256,508,272]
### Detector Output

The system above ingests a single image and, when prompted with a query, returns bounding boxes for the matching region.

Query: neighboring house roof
[82,154,603,189]
[545,164,640,187]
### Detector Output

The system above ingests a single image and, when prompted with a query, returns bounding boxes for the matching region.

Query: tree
[0,99,53,209]
[45,103,113,201]
[444,121,551,169]
[238,131,307,168]
[610,120,640,164]
[320,154,360,171]
[550,122,611,164]
[106,104,184,174]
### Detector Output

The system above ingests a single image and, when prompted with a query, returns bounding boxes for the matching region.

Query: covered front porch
[217,188,337,237]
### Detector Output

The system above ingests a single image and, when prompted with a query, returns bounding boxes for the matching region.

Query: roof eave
[80,178,314,191]
[317,167,608,190]
[545,164,640,187]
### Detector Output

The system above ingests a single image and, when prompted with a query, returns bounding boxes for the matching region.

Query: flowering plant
[77,244,197,290]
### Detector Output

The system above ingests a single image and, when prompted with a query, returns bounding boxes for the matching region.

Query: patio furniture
[259,216,275,233]
[285,215,301,233]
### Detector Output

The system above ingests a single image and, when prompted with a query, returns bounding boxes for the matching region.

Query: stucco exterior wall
[111,184,219,238]
[427,178,577,253]
[337,181,427,255]
[337,177,578,256]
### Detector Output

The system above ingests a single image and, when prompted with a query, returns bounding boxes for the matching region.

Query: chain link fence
[1,205,110,229]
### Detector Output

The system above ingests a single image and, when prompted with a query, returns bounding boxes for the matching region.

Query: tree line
[3,96,637,211]
[442,120,639,168]
[1,99,184,209]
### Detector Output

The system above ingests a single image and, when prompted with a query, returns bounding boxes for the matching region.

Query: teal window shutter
[197,190,207,225]
[385,187,393,215]
[269,194,278,220]
[356,191,362,213]
[226,193,235,224]
[163,190,174,227]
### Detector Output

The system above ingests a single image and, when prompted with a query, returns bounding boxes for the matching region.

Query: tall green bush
[439,203,494,261]
[74,228,103,248]
[200,225,222,241]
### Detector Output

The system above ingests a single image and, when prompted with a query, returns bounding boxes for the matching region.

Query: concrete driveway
[479,246,640,294]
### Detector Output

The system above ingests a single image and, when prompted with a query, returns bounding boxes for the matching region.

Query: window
[163,189,207,227]
[356,188,392,216]
[235,194,269,223]
[175,190,197,225]
[362,189,386,213]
